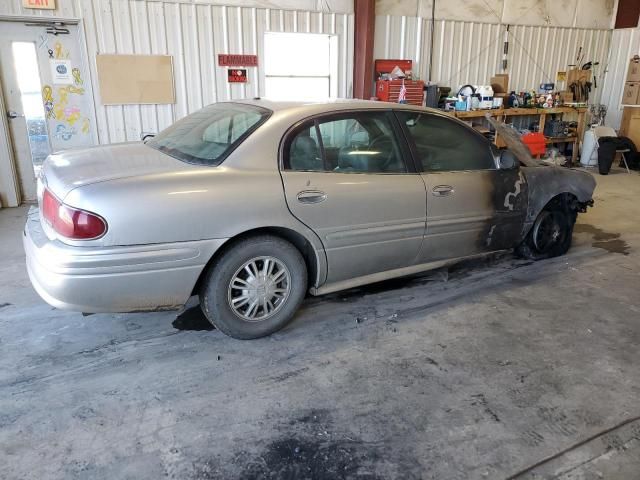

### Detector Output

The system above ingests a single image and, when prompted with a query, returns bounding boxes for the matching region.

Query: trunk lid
[40,142,191,201]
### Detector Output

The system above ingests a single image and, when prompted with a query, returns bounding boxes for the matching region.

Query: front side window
[148,103,270,165]
[286,111,407,174]
[396,112,495,172]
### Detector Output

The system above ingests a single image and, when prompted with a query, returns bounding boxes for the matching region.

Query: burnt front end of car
[522,166,596,224]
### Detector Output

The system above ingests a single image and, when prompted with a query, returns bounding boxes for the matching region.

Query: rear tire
[516,204,576,260]
[199,235,307,340]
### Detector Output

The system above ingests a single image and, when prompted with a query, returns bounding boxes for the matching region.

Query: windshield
[148,103,271,165]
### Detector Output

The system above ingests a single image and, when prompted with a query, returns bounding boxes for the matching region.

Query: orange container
[522,132,546,156]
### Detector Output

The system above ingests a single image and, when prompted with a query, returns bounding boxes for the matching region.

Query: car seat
[290,135,323,171]
[336,136,403,173]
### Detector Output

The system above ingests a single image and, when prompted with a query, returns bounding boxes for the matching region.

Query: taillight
[42,188,107,240]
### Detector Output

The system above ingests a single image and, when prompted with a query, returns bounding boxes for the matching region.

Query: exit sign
[23,0,56,9]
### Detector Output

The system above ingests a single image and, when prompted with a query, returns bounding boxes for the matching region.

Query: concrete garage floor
[1,169,640,480]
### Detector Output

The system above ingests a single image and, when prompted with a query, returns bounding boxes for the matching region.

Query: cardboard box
[620,107,640,149]
[622,82,640,105]
[567,68,590,85]
[560,91,574,104]
[490,73,509,93]
[626,57,640,83]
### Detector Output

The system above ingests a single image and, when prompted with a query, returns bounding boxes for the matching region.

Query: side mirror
[499,150,519,170]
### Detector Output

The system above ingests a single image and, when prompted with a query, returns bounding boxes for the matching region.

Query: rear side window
[148,103,271,165]
[285,111,408,174]
[396,112,495,172]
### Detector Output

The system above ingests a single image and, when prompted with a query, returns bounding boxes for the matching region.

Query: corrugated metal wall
[0,0,354,144]
[600,28,640,129]
[0,1,620,138]
[374,15,611,105]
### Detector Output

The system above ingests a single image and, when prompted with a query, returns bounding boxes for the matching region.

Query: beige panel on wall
[96,54,176,105]
[376,0,614,28]
[433,0,504,24]
[575,0,616,29]
[376,0,420,17]
[502,0,578,28]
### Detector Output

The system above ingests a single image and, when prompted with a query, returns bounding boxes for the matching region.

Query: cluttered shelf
[446,106,587,165]
[373,58,599,167]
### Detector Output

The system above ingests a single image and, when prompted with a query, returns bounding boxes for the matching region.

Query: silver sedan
[24,99,596,339]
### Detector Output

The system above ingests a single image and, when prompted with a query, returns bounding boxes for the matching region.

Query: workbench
[445,107,588,166]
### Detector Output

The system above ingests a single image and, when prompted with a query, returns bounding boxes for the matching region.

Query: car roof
[232,97,442,115]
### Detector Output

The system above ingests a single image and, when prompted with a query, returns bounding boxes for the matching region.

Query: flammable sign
[227,69,248,83]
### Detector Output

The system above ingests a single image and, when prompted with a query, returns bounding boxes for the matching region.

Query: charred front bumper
[23,208,226,313]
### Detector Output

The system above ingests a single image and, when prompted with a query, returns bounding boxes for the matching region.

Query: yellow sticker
[72,67,83,85]
[42,85,55,119]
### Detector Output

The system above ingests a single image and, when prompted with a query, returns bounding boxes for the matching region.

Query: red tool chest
[374,59,424,106]
[375,80,425,105]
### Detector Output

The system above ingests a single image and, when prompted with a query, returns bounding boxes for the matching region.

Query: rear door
[280,110,427,284]
[396,111,526,262]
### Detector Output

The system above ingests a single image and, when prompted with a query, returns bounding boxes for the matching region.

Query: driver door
[395,110,527,263]
[280,111,427,284]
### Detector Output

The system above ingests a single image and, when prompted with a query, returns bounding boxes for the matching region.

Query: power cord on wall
[428,0,436,82]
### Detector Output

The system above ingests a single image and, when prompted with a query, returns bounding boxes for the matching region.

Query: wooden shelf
[499,107,538,115]
[450,106,586,119]
[452,110,497,118]
[545,136,577,144]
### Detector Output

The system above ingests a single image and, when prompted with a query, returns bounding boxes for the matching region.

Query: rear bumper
[24,208,227,313]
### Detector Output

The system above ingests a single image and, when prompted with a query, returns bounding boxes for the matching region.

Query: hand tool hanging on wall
[582,61,600,89]
[502,25,510,71]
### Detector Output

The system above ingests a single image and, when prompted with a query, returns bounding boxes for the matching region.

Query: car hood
[486,115,540,167]
[41,142,192,200]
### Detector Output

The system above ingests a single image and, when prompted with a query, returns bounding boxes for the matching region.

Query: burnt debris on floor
[172,304,215,331]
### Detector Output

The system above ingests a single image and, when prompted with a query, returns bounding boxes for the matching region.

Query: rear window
[147,103,271,165]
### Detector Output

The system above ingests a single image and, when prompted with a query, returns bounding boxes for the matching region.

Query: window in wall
[396,112,495,172]
[264,32,338,100]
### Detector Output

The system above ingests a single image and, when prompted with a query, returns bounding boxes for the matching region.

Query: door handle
[6,110,24,119]
[432,185,454,197]
[297,190,327,204]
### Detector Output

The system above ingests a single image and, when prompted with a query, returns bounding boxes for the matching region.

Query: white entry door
[0,20,96,203]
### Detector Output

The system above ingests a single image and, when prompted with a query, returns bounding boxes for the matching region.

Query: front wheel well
[532,191,594,219]
[545,192,577,211]
[523,192,583,239]
[190,227,319,296]
[543,192,593,215]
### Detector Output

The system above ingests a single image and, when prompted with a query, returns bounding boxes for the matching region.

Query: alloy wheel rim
[532,211,564,253]
[227,256,291,322]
